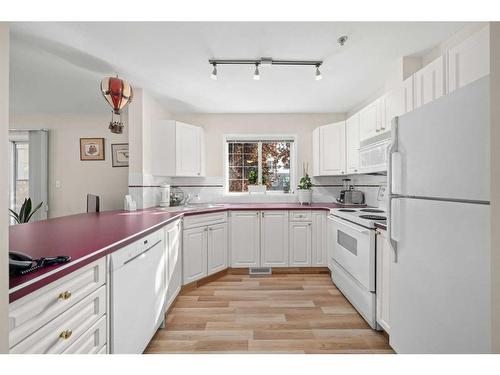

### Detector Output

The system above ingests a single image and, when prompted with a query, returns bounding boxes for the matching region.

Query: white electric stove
[327,207,386,329]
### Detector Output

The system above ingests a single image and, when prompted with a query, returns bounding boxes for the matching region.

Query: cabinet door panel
[289,222,312,266]
[359,102,378,141]
[415,56,445,109]
[312,212,327,266]
[166,220,181,307]
[376,231,391,333]
[448,26,489,93]
[183,226,207,284]
[261,211,289,267]
[346,114,360,174]
[208,223,228,275]
[176,122,202,176]
[230,211,260,267]
[319,121,346,176]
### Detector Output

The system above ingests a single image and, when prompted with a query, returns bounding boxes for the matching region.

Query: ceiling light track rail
[208,59,323,66]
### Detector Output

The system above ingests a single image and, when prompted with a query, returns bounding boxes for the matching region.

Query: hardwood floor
[145,271,393,354]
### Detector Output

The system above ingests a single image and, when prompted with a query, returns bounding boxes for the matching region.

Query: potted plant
[247,169,266,193]
[9,198,44,224]
[297,163,313,205]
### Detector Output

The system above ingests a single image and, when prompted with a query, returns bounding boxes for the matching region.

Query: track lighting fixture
[253,63,260,80]
[210,63,217,80]
[315,65,322,81]
[208,58,323,80]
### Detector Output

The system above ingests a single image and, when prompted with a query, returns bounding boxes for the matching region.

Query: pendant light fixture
[253,63,260,80]
[210,63,217,80]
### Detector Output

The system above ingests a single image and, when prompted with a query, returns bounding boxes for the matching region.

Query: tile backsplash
[143,173,388,208]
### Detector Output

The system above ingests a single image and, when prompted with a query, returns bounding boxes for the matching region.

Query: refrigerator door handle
[387,117,399,262]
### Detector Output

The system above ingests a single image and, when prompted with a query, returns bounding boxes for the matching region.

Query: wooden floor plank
[144,272,393,354]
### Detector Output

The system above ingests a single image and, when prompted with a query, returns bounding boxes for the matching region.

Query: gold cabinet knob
[59,329,73,340]
[58,291,72,300]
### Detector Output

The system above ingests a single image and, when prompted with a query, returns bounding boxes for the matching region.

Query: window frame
[223,134,297,195]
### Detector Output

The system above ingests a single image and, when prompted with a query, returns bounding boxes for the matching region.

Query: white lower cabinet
[10,286,106,354]
[166,219,182,309]
[260,211,289,267]
[311,211,328,266]
[207,223,228,274]
[63,316,107,354]
[182,213,229,284]
[376,230,391,334]
[289,222,312,266]
[230,211,261,267]
[183,226,208,284]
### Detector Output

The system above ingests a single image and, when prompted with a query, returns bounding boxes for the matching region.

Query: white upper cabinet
[151,120,205,177]
[318,121,346,176]
[359,100,378,141]
[448,25,489,93]
[345,114,360,174]
[415,55,446,109]
[402,75,415,114]
[260,211,289,267]
[312,127,320,176]
[230,211,261,268]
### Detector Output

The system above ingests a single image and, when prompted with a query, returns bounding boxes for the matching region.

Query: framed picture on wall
[111,143,129,167]
[80,138,105,161]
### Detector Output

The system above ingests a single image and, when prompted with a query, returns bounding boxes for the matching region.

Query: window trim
[223,134,297,195]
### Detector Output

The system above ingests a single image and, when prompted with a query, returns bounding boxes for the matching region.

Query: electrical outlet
[55,180,61,188]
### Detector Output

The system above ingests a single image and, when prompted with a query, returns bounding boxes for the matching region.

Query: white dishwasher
[109,229,166,354]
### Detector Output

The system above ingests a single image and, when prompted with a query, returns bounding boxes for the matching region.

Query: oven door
[328,215,375,291]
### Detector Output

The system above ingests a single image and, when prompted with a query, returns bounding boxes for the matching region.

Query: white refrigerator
[388,77,491,353]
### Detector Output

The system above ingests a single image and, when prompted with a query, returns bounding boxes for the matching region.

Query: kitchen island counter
[9,202,353,302]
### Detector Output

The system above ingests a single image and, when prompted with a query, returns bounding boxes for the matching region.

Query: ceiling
[10,22,467,114]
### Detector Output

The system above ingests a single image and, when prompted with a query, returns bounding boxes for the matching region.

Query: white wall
[173,113,345,178]
[490,22,500,354]
[0,23,9,354]
[128,88,171,208]
[10,114,129,218]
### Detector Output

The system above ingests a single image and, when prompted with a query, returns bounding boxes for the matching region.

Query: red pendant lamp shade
[100,76,133,133]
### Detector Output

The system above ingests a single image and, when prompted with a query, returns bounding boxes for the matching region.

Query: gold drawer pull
[59,329,73,340]
[58,291,72,300]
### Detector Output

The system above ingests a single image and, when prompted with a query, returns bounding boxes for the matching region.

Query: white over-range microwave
[358,132,391,174]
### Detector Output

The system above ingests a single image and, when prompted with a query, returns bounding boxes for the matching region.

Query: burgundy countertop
[9,202,350,302]
[375,222,387,231]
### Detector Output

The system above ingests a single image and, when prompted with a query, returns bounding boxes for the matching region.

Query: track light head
[253,63,260,80]
[315,65,322,81]
[210,63,217,80]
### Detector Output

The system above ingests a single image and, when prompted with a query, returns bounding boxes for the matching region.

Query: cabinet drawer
[183,211,227,229]
[289,210,312,221]
[9,258,105,347]
[10,286,106,354]
[63,316,106,354]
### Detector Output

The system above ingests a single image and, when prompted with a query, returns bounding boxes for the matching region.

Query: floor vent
[249,267,272,276]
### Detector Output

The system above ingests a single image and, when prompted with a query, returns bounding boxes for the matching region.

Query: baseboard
[227,267,329,275]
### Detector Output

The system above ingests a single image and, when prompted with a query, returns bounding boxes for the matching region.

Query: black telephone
[9,251,71,276]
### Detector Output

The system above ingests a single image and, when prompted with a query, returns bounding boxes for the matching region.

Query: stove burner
[360,209,385,213]
[338,209,356,212]
[359,215,387,221]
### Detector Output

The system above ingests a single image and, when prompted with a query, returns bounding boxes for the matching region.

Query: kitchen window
[224,135,296,193]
